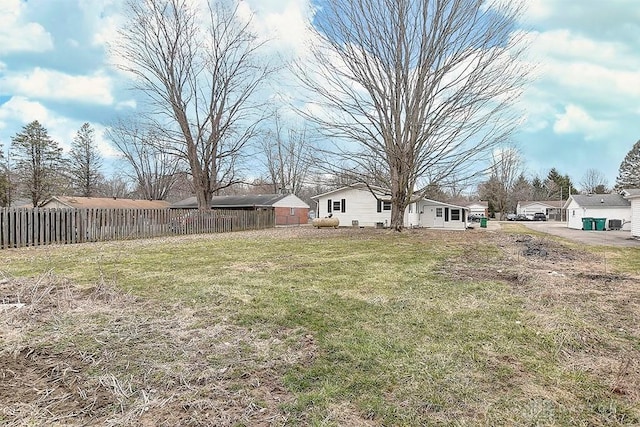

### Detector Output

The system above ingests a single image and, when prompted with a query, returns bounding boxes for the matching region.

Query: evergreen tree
[545,168,576,199]
[510,174,532,210]
[531,176,546,200]
[69,123,103,196]
[11,121,67,207]
[615,140,640,189]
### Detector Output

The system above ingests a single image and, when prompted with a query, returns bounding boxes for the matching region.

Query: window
[383,201,391,211]
[408,204,413,213]
[290,208,295,216]
[329,198,346,213]
[451,209,460,221]
[435,207,443,217]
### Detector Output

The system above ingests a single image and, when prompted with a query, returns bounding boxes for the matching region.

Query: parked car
[515,214,529,221]
[533,212,547,221]
[468,214,484,222]
[506,213,517,221]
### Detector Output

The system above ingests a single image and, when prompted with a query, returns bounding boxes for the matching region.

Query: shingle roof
[622,188,640,198]
[569,194,630,207]
[172,194,288,208]
[47,196,170,209]
[519,200,564,208]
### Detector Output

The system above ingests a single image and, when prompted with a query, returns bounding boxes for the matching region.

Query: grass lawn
[1,227,639,426]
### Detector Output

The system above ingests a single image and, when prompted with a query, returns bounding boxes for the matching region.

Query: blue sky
[0,0,639,191]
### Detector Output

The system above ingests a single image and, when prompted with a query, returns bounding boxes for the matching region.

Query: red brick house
[171,194,310,226]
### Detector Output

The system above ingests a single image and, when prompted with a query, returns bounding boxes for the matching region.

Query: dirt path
[510,221,640,248]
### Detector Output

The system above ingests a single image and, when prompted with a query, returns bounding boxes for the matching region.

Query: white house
[622,189,640,237]
[563,194,631,230]
[312,184,468,229]
[466,201,488,217]
[516,200,564,220]
[405,199,469,230]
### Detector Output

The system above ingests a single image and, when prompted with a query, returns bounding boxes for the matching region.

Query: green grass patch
[2,229,639,425]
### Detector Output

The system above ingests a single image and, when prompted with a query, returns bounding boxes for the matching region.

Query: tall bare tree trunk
[295,0,528,231]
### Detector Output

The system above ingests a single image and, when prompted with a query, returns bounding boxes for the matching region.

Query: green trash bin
[480,217,487,228]
[581,217,593,231]
[594,218,606,231]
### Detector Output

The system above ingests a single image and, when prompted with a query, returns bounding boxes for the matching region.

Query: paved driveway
[516,221,640,248]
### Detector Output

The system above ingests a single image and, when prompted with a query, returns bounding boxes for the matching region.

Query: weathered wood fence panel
[0,208,275,249]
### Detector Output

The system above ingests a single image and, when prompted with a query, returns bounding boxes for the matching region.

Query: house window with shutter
[383,201,391,211]
[451,209,460,221]
[333,200,341,212]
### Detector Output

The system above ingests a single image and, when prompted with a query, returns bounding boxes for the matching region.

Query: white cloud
[0,96,118,159]
[553,104,611,139]
[242,0,315,58]
[0,68,114,105]
[0,96,52,128]
[0,0,54,55]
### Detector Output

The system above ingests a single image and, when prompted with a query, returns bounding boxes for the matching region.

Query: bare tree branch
[294,0,528,230]
[114,0,274,207]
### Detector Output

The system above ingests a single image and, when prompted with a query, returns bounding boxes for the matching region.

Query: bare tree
[107,119,180,200]
[98,173,133,198]
[259,112,315,194]
[478,147,523,219]
[295,0,528,230]
[114,0,273,208]
[69,123,103,197]
[0,146,12,206]
[580,168,609,194]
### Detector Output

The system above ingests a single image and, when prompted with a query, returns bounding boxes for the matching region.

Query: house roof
[466,201,488,208]
[45,196,171,209]
[419,198,470,211]
[518,200,564,208]
[311,183,391,200]
[622,188,640,199]
[564,193,631,208]
[172,194,291,209]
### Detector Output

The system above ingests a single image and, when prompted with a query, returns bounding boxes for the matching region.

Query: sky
[0,0,639,192]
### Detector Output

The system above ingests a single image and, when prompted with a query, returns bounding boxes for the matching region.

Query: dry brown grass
[0,272,316,426]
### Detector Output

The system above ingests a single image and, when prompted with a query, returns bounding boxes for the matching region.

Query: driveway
[516,221,640,248]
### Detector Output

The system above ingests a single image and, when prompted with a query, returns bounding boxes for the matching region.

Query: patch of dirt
[443,231,640,406]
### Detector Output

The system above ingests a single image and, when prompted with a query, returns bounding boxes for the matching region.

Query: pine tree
[69,123,103,196]
[11,121,68,207]
[615,140,640,189]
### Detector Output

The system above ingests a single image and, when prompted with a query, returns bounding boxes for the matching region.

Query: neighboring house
[405,199,469,230]
[622,189,640,237]
[312,183,468,229]
[466,201,488,217]
[172,194,309,226]
[41,196,171,209]
[516,200,564,220]
[563,194,631,231]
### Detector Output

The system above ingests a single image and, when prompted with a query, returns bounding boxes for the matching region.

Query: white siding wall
[518,203,554,215]
[467,204,486,216]
[273,194,310,209]
[315,187,391,227]
[412,202,467,229]
[630,197,640,237]
[566,204,632,230]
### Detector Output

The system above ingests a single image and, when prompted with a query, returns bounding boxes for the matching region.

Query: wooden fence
[0,207,275,249]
